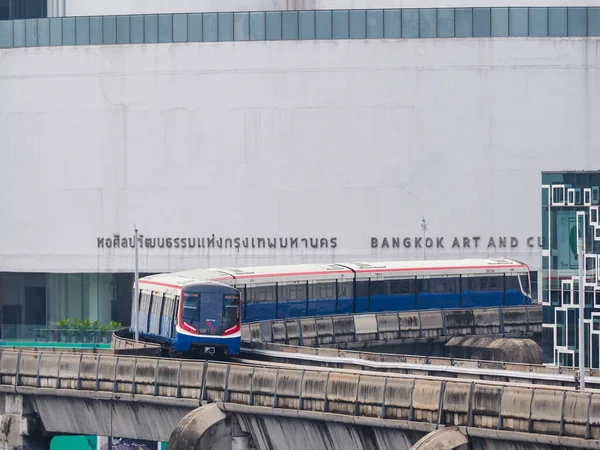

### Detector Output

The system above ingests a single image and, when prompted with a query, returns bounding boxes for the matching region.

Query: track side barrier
[241,305,542,348]
[239,341,600,389]
[1,348,599,443]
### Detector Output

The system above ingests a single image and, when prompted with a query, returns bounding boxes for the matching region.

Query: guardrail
[0,348,598,442]
[242,342,600,388]
[111,327,163,356]
[241,305,542,346]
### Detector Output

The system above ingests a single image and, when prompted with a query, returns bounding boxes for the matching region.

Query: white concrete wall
[1,37,599,274]
[58,0,600,17]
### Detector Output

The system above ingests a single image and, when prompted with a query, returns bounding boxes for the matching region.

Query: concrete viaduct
[3,304,599,450]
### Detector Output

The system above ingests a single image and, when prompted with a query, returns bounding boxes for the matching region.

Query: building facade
[542,171,600,368]
[1,1,600,338]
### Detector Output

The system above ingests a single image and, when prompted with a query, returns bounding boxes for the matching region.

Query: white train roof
[139,269,234,292]
[337,258,528,279]
[139,258,528,290]
[213,263,354,284]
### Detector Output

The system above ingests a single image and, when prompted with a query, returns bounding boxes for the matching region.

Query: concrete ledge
[239,305,542,349]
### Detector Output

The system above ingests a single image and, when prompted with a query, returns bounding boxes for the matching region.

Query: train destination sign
[96,234,543,250]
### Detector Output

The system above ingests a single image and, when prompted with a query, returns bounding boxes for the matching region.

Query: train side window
[356,280,369,298]
[430,277,459,293]
[161,294,176,335]
[173,295,180,328]
[245,287,256,304]
[140,291,151,312]
[247,285,276,303]
[505,275,520,291]
[140,291,152,330]
[417,279,429,294]
[462,277,474,292]
[476,276,503,292]
[259,285,276,302]
[151,292,163,315]
[337,280,353,298]
[388,279,415,294]
[278,283,307,301]
[309,282,335,299]
[370,280,386,296]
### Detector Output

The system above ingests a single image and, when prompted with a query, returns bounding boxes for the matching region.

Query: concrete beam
[410,427,468,450]
[30,395,192,442]
[0,394,50,450]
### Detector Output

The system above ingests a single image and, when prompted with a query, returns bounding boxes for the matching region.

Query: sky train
[130,258,532,356]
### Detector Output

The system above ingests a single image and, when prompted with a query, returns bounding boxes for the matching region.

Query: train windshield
[182,291,240,335]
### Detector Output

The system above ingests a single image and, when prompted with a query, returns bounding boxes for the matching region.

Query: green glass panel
[25,19,37,47]
[419,9,436,37]
[473,8,491,37]
[13,19,25,47]
[218,12,233,41]
[315,11,331,39]
[266,11,281,40]
[282,11,298,40]
[50,17,62,46]
[90,16,103,44]
[187,14,202,42]
[102,16,116,44]
[234,12,249,41]
[159,14,173,42]
[62,17,76,45]
[249,12,265,40]
[349,10,366,39]
[529,8,548,36]
[173,14,187,42]
[568,7,587,36]
[491,8,508,37]
[130,15,144,43]
[383,9,401,38]
[455,8,472,37]
[549,7,567,36]
[589,7,600,36]
[509,7,528,36]
[437,9,454,38]
[366,10,383,39]
[75,16,90,45]
[0,20,13,48]
[402,9,418,38]
[332,10,348,39]
[144,14,158,43]
[298,11,315,39]
[116,16,130,44]
[38,18,49,46]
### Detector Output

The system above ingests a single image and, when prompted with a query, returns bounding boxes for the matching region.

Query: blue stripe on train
[243,291,530,322]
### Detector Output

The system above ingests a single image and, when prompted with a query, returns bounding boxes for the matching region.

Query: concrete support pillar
[232,421,250,450]
[0,395,50,450]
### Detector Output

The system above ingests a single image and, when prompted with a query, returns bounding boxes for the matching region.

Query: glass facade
[542,171,600,368]
[1,6,600,48]
[0,272,138,340]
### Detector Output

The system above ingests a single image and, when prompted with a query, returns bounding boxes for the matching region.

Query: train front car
[176,282,241,357]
